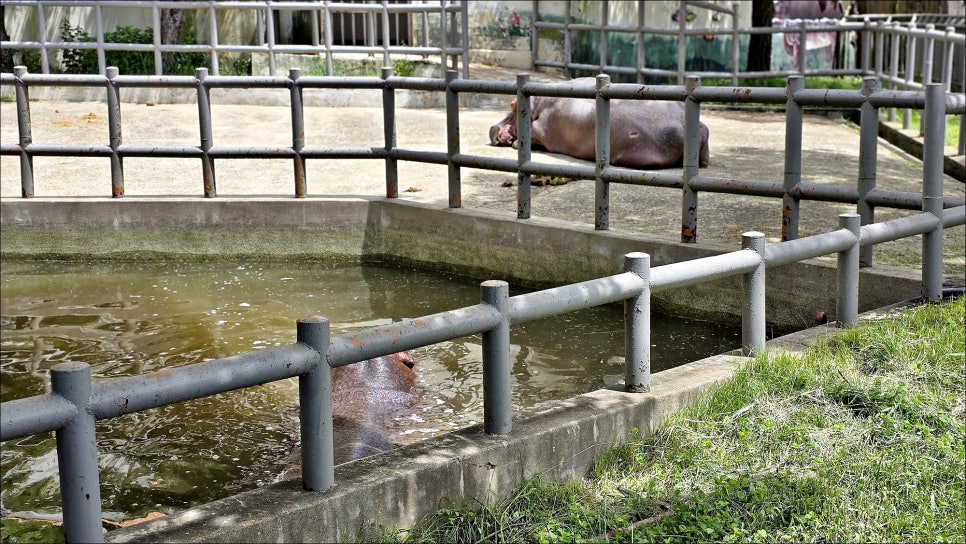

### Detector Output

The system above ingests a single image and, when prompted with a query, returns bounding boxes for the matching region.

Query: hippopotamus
[330,350,417,463]
[489,78,710,169]
[276,351,418,479]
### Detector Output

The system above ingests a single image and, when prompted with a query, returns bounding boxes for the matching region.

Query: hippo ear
[510,98,517,110]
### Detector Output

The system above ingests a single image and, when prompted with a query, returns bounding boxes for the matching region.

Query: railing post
[382,66,398,198]
[296,316,334,491]
[445,69,461,208]
[13,66,34,198]
[920,24,935,138]
[595,74,611,231]
[857,77,879,266]
[782,75,804,241]
[624,252,650,393]
[106,66,124,198]
[681,75,702,243]
[837,213,861,327]
[289,68,307,198]
[797,19,807,75]
[902,21,916,130]
[516,73,532,219]
[888,22,900,122]
[730,3,740,85]
[51,362,104,544]
[481,280,511,435]
[741,231,766,356]
[922,83,945,302]
[195,68,216,197]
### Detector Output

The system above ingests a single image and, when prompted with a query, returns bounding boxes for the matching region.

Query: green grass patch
[388,296,965,543]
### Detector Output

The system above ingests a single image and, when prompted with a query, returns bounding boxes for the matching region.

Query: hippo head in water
[275,350,419,479]
[489,79,710,169]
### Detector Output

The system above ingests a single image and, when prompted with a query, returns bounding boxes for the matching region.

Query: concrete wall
[1,197,923,330]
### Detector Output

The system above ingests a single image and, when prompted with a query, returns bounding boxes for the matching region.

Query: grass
[387,296,965,543]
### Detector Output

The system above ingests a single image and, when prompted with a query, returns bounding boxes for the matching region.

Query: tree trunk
[0,6,13,72]
[160,8,184,74]
[747,0,775,73]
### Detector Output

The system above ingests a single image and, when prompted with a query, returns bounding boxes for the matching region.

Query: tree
[160,8,184,74]
[1,6,12,71]
[747,0,775,72]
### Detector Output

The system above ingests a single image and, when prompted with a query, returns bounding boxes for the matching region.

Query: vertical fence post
[888,22,900,122]
[13,66,34,198]
[730,3,740,85]
[445,69,461,208]
[797,20,807,75]
[837,213,861,327]
[681,75,702,243]
[595,74,611,231]
[51,362,104,544]
[106,66,124,198]
[636,4,645,84]
[195,68,216,197]
[516,73,532,219]
[860,18,872,75]
[297,316,334,491]
[676,0,686,85]
[920,24,935,137]
[857,77,879,266]
[289,68,307,198]
[902,22,916,130]
[382,66,398,198]
[922,83,945,302]
[624,252,650,393]
[481,280,511,435]
[741,231,766,356]
[782,75,804,241]
[873,21,884,78]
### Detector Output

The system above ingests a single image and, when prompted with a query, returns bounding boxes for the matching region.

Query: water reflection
[0,258,740,525]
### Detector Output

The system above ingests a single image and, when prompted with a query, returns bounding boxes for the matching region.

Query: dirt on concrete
[1,64,962,282]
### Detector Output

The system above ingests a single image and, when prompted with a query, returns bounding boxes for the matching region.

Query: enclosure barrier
[2,67,964,263]
[2,196,963,541]
[0,0,471,79]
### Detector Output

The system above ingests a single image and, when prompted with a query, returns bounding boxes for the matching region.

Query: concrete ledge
[106,353,747,543]
[0,197,927,330]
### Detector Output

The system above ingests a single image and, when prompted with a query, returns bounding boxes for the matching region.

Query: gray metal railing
[1,67,964,259]
[2,198,963,541]
[2,67,965,543]
[0,0,470,78]
[531,1,964,89]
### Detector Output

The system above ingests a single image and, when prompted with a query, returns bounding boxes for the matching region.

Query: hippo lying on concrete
[276,351,418,479]
[489,78,710,169]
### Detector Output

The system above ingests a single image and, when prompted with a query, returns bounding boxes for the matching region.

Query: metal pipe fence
[2,200,963,542]
[2,66,964,260]
[2,67,965,543]
[0,0,470,79]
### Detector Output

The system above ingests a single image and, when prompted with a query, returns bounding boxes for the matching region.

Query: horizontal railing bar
[90,344,320,419]
[522,81,597,99]
[691,86,787,104]
[391,149,449,165]
[599,84,689,101]
[945,205,966,227]
[651,250,761,292]
[859,211,941,247]
[447,79,518,95]
[117,145,204,158]
[601,167,682,188]
[386,77,448,92]
[791,183,861,204]
[0,393,77,442]
[519,161,596,180]
[452,154,518,172]
[764,228,856,267]
[690,177,785,197]
[326,304,504,367]
[507,272,646,324]
[301,147,387,160]
[208,147,297,159]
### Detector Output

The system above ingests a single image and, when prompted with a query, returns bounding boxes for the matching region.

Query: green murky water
[0,258,740,533]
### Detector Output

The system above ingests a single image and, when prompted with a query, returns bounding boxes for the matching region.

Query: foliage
[389,296,966,543]
[58,21,205,75]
